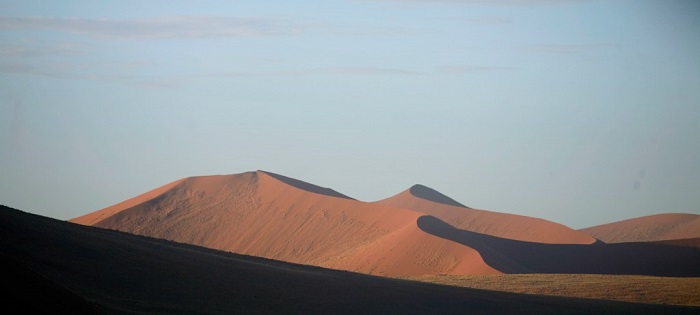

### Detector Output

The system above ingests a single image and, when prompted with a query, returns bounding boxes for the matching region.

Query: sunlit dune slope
[71,177,186,226]
[580,213,700,243]
[376,185,595,244]
[71,171,497,276]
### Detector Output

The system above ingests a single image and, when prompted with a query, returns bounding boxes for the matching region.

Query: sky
[1,0,699,229]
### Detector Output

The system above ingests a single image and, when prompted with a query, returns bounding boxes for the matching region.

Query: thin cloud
[202,67,420,78]
[0,62,421,89]
[0,62,34,73]
[524,43,610,54]
[373,0,589,6]
[320,67,421,75]
[436,15,512,25]
[0,16,302,39]
[439,65,517,73]
[0,40,89,57]
[463,15,513,25]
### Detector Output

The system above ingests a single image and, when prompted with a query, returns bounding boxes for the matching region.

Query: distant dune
[580,213,700,243]
[72,171,497,276]
[70,170,700,277]
[8,205,698,314]
[376,185,595,244]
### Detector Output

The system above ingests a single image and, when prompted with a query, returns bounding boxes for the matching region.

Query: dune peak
[409,184,469,208]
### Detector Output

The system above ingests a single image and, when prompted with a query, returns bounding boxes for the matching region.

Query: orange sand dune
[71,171,497,276]
[580,213,700,243]
[376,185,595,244]
[71,171,699,277]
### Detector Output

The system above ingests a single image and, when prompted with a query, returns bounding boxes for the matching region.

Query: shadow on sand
[417,215,700,276]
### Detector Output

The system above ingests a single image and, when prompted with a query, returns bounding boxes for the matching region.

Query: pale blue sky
[1,0,698,228]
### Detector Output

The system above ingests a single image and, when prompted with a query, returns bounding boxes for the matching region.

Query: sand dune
[8,205,697,314]
[377,185,595,244]
[70,171,699,277]
[580,213,700,243]
[72,171,497,276]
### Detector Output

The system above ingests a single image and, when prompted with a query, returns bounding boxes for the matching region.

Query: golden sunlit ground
[402,274,700,306]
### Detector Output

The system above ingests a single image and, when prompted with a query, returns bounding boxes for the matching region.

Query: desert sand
[5,205,699,314]
[405,274,700,306]
[73,171,497,276]
[70,170,700,277]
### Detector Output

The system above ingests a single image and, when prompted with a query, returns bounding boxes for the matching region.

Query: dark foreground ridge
[2,205,699,314]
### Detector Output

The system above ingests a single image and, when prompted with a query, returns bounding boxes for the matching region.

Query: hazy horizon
[1,0,699,229]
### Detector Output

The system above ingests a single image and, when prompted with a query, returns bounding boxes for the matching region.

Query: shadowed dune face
[409,184,468,208]
[71,171,497,276]
[417,215,700,277]
[7,206,699,314]
[377,186,596,245]
[581,213,700,243]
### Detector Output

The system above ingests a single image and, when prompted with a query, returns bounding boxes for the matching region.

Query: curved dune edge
[71,171,498,276]
[376,187,596,245]
[580,213,700,243]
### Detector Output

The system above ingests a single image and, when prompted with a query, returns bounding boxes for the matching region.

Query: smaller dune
[580,213,700,243]
[376,185,596,244]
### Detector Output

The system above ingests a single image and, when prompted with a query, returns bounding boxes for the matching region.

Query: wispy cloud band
[0,16,301,39]
[524,43,610,54]
[439,65,517,73]
[374,0,588,6]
